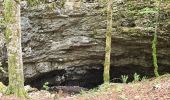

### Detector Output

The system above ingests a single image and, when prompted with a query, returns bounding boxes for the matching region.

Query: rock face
[0,1,170,88]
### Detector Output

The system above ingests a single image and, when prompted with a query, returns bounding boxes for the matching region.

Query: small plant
[141,76,148,81]
[98,83,111,92]
[79,83,111,97]
[121,75,128,83]
[79,89,87,95]
[133,73,140,82]
[43,82,49,91]
[153,83,161,89]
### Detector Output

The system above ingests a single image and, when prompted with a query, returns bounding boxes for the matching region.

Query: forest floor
[0,74,170,100]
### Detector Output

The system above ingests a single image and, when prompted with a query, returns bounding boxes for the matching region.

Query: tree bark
[152,0,161,77]
[103,0,112,83]
[4,0,27,97]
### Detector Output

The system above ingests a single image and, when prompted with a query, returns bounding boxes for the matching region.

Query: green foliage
[79,83,111,97]
[4,28,11,43]
[137,0,160,78]
[164,0,170,2]
[0,82,7,94]
[27,0,45,6]
[121,75,128,83]
[133,73,140,82]
[98,82,111,91]
[4,0,14,23]
[27,0,61,11]
[43,82,49,91]
[139,7,157,14]
[3,0,14,43]
[79,88,97,97]
[46,2,57,11]
[152,30,159,77]
[98,0,108,4]
[141,76,148,81]
[139,0,161,77]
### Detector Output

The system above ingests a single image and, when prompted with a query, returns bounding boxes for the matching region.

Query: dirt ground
[0,74,170,100]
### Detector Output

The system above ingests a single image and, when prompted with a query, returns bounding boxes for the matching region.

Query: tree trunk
[4,0,27,97]
[152,0,161,77]
[103,0,112,83]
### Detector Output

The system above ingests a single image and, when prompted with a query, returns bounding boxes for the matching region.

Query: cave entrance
[26,64,170,94]
[26,65,104,90]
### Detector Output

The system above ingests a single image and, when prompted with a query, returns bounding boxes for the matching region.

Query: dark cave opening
[26,65,104,90]
[26,64,170,93]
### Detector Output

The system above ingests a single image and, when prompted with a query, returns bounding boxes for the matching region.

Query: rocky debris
[0,74,169,100]
[28,90,55,100]
[0,95,21,100]
[49,86,88,94]
[24,85,38,93]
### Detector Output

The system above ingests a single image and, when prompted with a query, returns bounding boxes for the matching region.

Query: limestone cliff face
[0,1,170,87]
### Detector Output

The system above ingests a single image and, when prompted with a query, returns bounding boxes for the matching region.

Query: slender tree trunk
[103,0,112,83]
[4,0,27,97]
[152,0,160,77]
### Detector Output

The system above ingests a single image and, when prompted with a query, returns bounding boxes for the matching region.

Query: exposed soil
[0,74,170,100]
[59,74,170,100]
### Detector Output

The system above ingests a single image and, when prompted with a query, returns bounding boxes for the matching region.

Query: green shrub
[141,76,148,81]
[133,73,140,82]
[121,75,128,83]
[43,82,49,91]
